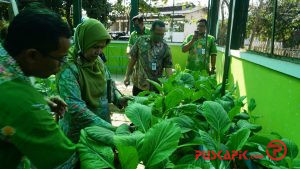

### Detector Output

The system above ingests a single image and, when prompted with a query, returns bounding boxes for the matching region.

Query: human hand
[118,95,133,108]
[47,96,67,120]
[124,76,130,87]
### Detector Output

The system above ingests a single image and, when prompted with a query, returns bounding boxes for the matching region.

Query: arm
[124,40,138,86]
[165,68,173,76]
[57,67,114,130]
[211,54,216,71]
[210,36,218,72]
[163,45,173,77]
[0,88,76,169]
[127,32,135,55]
[182,34,197,53]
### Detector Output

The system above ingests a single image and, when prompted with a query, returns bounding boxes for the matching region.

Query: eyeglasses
[45,54,67,64]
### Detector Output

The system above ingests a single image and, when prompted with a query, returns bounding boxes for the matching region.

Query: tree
[275,0,300,48]
[246,0,299,52]
[82,0,112,27]
[246,0,273,51]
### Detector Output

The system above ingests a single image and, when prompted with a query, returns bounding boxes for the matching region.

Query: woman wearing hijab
[56,19,126,143]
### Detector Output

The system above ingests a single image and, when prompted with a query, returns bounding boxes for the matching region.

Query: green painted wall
[216,52,300,160]
[106,42,300,159]
[104,42,188,74]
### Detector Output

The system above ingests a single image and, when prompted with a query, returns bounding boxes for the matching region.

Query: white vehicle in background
[0,0,19,18]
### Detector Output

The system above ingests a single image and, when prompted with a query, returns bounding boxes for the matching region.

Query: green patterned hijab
[70,19,111,109]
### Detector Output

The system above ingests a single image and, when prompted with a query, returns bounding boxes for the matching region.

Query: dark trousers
[132,85,160,96]
[132,85,144,96]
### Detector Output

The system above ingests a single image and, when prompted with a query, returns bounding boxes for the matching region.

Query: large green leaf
[198,130,218,152]
[228,105,242,120]
[281,138,299,160]
[84,126,115,146]
[114,134,143,169]
[216,99,233,112]
[133,96,149,104]
[226,128,251,151]
[115,124,131,136]
[237,120,262,132]
[171,104,198,116]
[248,134,273,146]
[191,90,205,102]
[125,103,152,133]
[147,79,163,93]
[177,137,203,148]
[140,121,181,167]
[165,88,186,110]
[248,98,256,112]
[293,160,300,168]
[152,96,164,116]
[115,145,139,169]
[202,101,231,136]
[174,154,214,169]
[234,113,250,121]
[113,131,145,151]
[77,129,115,169]
[169,115,195,133]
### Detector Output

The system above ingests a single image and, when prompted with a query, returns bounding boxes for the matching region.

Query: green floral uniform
[130,35,173,91]
[56,19,116,143]
[127,27,151,51]
[0,53,77,169]
[182,34,217,71]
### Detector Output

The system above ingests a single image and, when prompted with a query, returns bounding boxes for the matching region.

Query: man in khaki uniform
[124,20,173,96]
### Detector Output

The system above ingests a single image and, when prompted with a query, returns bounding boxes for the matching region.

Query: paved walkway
[111,75,132,126]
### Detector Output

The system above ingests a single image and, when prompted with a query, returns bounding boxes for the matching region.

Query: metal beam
[271,0,277,55]
[73,0,82,27]
[221,0,236,96]
[130,0,139,33]
[231,0,250,49]
[0,0,10,3]
[209,0,220,38]
[10,0,18,16]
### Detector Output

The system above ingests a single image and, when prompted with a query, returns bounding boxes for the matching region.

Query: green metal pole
[209,0,220,38]
[221,0,236,96]
[207,0,211,35]
[271,0,277,55]
[73,0,82,27]
[230,0,250,49]
[130,0,139,33]
[204,0,211,71]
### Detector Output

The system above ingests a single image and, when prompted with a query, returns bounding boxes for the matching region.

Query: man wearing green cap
[124,20,173,95]
[127,14,151,55]
[182,19,217,74]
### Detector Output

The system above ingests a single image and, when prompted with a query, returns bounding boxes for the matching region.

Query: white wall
[165,32,185,43]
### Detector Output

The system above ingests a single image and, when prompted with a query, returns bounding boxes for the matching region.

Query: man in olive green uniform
[127,14,151,55]
[182,19,217,74]
[0,8,77,169]
[124,20,173,96]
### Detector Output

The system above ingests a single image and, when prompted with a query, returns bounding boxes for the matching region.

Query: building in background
[109,4,207,43]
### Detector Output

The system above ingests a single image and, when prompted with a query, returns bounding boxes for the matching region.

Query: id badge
[197,48,202,55]
[151,62,157,71]
[202,48,206,55]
